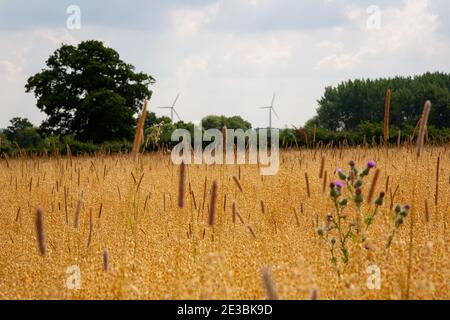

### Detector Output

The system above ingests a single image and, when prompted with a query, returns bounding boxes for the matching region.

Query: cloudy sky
[0,0,449,128]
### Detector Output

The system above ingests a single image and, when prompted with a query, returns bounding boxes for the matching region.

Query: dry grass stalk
[261,267,279,300]
[322,170,328,193]
[232,176,243,193]
[35,208,46,256]
[208,181,218,227]
[15,207,21,223]
[232,202,245,224]
[73,192,84,229]
[435,156,440,206]
[190,190,197,210]
[305,172,311,198]
[98,203,103,219]
[132,99,149,156]
[424,199,429,223]
[222,126,228,155]
[2,152,10,168]
[67,144,72,167]
[87,209,93,248]
[293,208,300,227]
[64,187,69,224]
[103,249,109,272]
[223,193,227,212]
[416,101,432,157]
[201,176,207,211]
[385,175,390,193]
[178,162,186,209]
[311,288,319,300]
[247,225,257,239]
[117,186,122,201]
[367,169,380,204]
[260,200,266,214]
[384,89,391,144]
[319,156,325,179]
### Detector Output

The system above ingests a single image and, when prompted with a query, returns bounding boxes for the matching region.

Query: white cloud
[317,0,442,70]
[0,0,448,129]
[0,60,22,75]
[171,2,221,36]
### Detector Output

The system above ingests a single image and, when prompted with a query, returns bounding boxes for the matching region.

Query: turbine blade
[173,109,182,121]
[172,93,180,108]
[271,93,276,108]
[272,108,280,120]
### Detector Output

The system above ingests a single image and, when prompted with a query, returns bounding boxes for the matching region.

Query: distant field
[0,147,448,299]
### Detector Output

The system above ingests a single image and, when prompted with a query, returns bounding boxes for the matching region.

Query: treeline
[279,122,450,149]
[308,72,450,131]
[2,114,450,157]
[0,114,254,155]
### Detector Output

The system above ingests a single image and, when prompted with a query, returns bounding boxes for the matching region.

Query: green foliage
[202,115,251,131]
[61,136,132,155]
[314,72,450,131]
[279,128,297,148]
[4,117,43,150]
[0,133,14,154]
[145,111,172,127]
[25,40,155,143]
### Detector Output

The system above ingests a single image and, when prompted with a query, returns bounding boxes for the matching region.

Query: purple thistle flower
[334,181,345,189]
[367,161,377,169]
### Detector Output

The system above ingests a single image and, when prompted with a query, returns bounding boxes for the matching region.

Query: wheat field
[0,146,449,300]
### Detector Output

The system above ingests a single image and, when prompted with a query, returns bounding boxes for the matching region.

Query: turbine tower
[260,93,280,129]
[158,93,181,122]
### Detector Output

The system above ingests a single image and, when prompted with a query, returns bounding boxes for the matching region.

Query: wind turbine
[158,93,181,122]
[260,93,280,129]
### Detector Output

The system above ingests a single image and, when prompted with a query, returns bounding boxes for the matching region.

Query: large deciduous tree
[25,40,155,143]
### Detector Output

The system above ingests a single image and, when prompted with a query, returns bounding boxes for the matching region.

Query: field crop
[0,146,449,300]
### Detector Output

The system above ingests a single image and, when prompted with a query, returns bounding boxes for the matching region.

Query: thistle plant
[316,160,387,276]
[386,204,411,249]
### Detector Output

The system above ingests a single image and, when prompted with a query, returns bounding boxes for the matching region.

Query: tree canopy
[25,40,155,143]
[314,72,450,131]
[202,115,252,131]
[145,111,172,128]
[4,117,43,150]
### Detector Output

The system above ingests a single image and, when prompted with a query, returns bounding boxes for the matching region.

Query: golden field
[0,146,449,300]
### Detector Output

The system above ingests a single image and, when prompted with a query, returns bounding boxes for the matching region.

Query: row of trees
[0,114,256,155]
[3,113,450,155]
[308,72,450,131]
